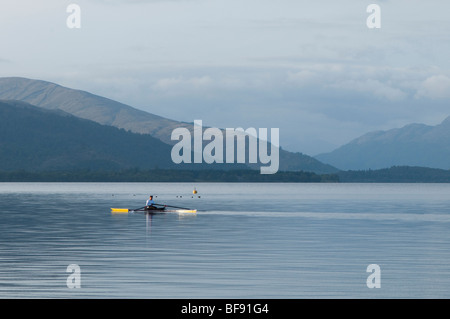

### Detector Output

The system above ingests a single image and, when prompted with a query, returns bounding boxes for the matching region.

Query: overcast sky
[1,0,449,155]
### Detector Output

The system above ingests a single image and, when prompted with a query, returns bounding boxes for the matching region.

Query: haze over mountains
[0,77,337,174]
[316,116,450,170]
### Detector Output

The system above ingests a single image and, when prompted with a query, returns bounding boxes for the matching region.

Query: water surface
[0,182,449,298]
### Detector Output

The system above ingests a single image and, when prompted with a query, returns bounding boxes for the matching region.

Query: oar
[153,203,193,210]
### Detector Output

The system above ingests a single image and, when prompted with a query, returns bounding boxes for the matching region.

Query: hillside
[0,77,338,174]
[0,100,179,171]
[0,77,184,144]
[316,116,450,170]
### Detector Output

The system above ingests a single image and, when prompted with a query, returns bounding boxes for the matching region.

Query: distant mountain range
[316,116,450,170]
[0,77,337,174]
[2,77,448,176]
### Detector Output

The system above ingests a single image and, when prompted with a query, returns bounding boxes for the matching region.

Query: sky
[1,0,449,155]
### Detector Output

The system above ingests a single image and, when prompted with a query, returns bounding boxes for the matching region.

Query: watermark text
[171,120,279,174]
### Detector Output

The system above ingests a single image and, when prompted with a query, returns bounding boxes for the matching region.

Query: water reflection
[146,212,153,236]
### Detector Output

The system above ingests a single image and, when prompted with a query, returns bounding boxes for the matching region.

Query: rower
[146,195,155,208]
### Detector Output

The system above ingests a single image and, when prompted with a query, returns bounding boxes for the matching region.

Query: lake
[0,182,449,298]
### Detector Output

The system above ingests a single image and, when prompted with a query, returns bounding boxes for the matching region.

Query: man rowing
[145,195,166,212]
[146,195,155,209]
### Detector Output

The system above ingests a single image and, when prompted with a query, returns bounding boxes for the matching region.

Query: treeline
[1,166,449,183]
[0,169,339,183]
[338,166,450,183]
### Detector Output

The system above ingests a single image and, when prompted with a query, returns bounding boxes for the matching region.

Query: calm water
[0,182,449,298]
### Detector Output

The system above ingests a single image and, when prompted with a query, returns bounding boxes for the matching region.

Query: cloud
[286,64,409,101]
[329,79,407,101]
[415,75,450,100]
[286,69,319,87]
[151,75,213,92]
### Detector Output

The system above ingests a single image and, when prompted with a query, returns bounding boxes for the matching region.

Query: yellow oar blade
[111,208,130,213]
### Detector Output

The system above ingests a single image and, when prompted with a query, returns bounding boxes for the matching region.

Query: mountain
[316,117,450,170]
[0,77,185,145]
[0,100,182,171]
[0,77,338,174]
